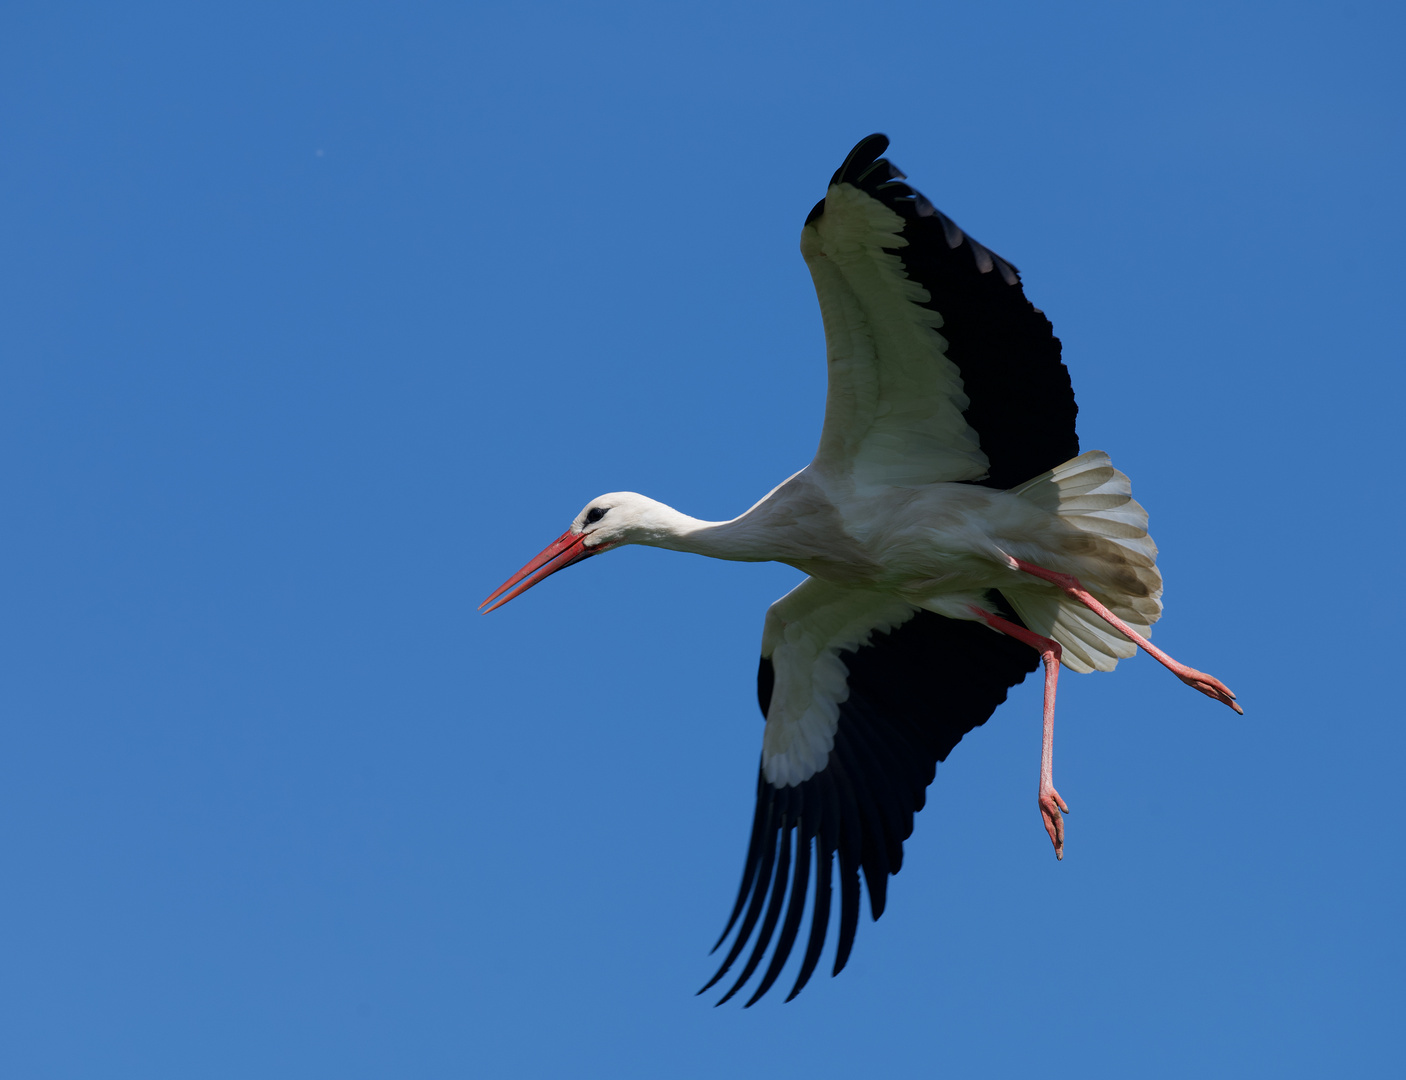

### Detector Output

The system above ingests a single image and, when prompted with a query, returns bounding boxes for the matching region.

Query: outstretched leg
[1009,558,1243,715]
[970,605,1069,860]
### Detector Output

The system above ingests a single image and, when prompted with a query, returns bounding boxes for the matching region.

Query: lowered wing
[701,578,1039,1006]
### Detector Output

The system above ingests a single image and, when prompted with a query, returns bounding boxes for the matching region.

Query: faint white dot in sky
[315,148,325,157]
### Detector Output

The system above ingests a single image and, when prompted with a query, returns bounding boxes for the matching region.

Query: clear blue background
[3,2,1402,1076]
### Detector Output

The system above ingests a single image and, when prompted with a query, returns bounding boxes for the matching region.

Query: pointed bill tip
[480,528,603,613]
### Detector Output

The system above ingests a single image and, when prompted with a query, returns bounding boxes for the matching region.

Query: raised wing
[701,578,1039,1006]
[804,134,1079,492]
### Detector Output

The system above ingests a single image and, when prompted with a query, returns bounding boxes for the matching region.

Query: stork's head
[479,492,671,612]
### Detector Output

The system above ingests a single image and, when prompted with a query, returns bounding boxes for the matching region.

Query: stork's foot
[1039,787,1069,860]
[1174,667,1243,714]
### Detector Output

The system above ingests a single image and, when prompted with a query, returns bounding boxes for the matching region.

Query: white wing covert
[804,184,990,489]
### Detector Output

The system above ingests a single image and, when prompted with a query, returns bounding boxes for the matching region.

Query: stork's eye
[585,507,608,525]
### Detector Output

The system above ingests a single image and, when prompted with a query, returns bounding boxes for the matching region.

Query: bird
[480,134,1240,1006]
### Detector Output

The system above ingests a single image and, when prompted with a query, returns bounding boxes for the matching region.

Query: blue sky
[2,2,1403,1076]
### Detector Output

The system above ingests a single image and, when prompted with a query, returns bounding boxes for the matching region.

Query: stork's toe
[1039,787,1069,860]
[1177,668,1243,714]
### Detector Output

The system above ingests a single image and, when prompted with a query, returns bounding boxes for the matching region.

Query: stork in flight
[481,134,1240,1006]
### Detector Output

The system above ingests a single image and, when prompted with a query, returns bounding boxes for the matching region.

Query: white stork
[481,134,1240,1006]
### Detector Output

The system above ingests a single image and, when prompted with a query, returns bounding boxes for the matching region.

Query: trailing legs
[970,605,1069,860]
[972,558,1239,860]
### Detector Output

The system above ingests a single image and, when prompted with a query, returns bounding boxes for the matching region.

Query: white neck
[636,504,777,562]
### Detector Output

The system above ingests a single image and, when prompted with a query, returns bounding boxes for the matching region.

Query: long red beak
[479,529,607,613]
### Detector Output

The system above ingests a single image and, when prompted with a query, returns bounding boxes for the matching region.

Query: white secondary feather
[758,578,915,787]
[803,183,990,491]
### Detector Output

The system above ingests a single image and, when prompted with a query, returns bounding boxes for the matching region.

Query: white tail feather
[1007,451,1163,674]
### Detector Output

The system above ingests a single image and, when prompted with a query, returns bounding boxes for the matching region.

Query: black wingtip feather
[808,133,894,225]
[710,768,772,953]
[716,816,793,1006]
[745,824,811,1007]
[829,133,889,187]
[833,844,862,977]
[700,789,785,993]
[786,829,833,1001]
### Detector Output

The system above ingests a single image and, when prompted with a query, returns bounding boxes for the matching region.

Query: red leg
[1010,558,1243,715]
[970,605,1070,860]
